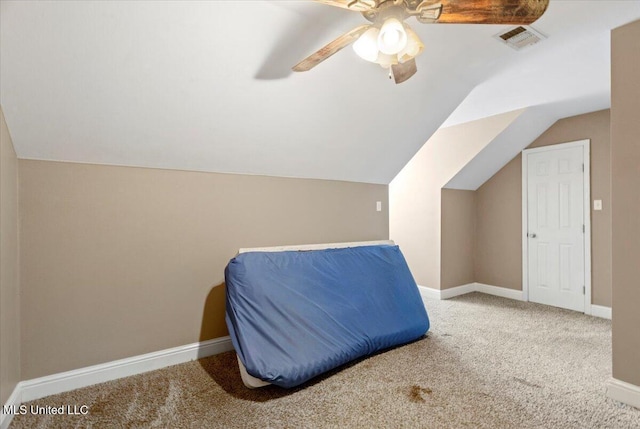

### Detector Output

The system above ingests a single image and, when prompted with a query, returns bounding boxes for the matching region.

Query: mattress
[224,241,430,388]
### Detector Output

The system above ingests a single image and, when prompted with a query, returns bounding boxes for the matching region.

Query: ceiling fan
[292,0,550,84]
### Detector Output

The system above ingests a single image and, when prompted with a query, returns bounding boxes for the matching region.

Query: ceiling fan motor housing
[363,0,409,23]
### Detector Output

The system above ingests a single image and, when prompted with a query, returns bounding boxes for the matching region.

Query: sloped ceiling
[1,1,639,185]
[444,106,555,190]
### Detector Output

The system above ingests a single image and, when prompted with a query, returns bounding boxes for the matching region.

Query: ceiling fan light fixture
[292,0,551,84]
[353,26,380,62]
[397,24,424,63]
[377,17,407,55]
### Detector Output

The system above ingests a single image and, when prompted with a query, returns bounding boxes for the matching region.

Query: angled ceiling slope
[444,107,555,190]
[444,97,604,191]
[1,1,639,185]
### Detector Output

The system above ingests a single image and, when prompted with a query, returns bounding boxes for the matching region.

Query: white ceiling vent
[495,26,546,50]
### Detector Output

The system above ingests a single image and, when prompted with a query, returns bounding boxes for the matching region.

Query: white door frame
[521,139,592,315]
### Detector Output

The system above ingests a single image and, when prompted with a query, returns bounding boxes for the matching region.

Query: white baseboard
[418,283,524,302]
[417,284,476,300]
[417,285,441,300]
[606,378,640,410]
[590,304,612,320]
[441,283,477,300]
[1,335,234,424]
[475,283,526,301]
[0,383,22,429]
[418,283,611,320]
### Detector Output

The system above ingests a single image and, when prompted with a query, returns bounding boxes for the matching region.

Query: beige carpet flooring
[10,293,640,428]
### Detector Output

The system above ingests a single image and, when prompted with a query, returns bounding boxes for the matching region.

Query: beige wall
[441,189,476,289]
[390,109,524,288]
[611,19,640,387]
[0,107,20,404]
[19,160,388,379]
[474,109,612,306]
[475,157,523,290]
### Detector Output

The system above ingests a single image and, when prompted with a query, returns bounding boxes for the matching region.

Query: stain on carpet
[513,377,542,388]
[408,385,433,403]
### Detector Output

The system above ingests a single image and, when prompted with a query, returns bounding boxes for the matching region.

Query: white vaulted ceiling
[1,1,639,184]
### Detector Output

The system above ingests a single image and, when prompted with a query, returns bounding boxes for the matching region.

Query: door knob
[528,233,537,238]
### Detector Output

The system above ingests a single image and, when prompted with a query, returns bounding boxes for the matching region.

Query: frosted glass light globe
[377,18,408,55]
[353,27,381,62]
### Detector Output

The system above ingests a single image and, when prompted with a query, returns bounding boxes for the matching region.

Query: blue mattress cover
[224,244,430,388]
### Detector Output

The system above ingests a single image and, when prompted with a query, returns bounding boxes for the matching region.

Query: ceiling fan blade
[292,25,370,72]
[433,0,550,25]
[391,59,417,84]
[313,0,378,12]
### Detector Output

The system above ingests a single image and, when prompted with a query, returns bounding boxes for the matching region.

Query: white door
[526,145,585,312]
